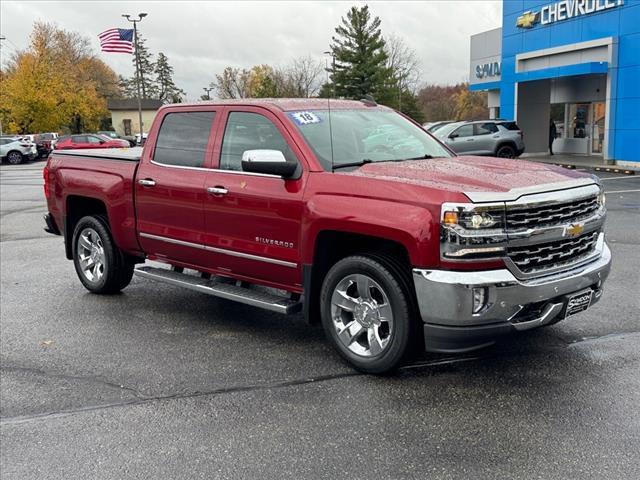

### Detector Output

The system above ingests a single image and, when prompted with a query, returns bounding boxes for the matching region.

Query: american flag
[98,28,134,54]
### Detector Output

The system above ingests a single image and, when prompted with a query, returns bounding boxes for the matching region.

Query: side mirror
[241,150,297,178]
[449,133,459,139]
[99,139,106,144]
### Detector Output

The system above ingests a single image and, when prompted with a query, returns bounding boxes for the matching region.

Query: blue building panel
[493,0,640,163]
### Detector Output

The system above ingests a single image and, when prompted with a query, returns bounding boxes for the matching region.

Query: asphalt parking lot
[1,159,639,479]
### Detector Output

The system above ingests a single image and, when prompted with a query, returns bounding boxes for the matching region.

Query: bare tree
[214,67,251,99]
[285,56,325,97]
[385,34,420,94]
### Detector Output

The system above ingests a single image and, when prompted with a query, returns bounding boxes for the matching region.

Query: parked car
[435,120,525,158]
[134,132,148,146]
[422,120,455,133]
[97,130,136,147]
[0,137,38,164]
[32,133,57,158]
[53,134,130,150]
[43,99,610,373]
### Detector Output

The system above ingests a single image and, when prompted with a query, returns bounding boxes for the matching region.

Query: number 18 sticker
[288,111,322,125]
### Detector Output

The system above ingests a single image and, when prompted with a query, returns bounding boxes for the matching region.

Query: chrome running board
[134,266,302,314]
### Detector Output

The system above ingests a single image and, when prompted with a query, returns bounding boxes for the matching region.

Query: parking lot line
[599,176,640,181]
[605,189,640,194]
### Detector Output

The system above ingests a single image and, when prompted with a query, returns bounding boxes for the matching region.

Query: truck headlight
[598,190,606,208]
[440,203,507,260]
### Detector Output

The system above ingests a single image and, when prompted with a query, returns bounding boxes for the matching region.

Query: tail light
[43,165,50,198]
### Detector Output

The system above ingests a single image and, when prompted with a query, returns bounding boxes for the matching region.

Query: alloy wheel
[330,273,394,357]
[77,227,106,282]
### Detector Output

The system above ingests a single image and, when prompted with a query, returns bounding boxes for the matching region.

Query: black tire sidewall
[72,215,123,294]
[7,151,23,165]
[497,145,515,158]
[320,256,412,374]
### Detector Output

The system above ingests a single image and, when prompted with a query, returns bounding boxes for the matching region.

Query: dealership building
[470,0,639,166]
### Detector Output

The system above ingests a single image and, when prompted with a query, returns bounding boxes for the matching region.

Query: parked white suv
[435,120,525,158]
[0,137,38,165]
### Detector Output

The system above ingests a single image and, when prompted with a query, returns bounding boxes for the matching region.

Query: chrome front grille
[507,231,599,274]
[505,195,599,230]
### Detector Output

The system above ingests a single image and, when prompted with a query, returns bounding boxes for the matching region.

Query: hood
[344,156,595,199]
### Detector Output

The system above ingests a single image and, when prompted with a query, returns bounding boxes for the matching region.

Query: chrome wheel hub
[330,274,393,357]
[77,228,105,282]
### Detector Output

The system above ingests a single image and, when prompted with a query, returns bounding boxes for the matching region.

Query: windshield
[287,109,453,170]
[434,123,462,138]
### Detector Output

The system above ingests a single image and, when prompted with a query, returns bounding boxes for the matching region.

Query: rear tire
[320,255,414,374]
[496,144,516,158]
[72,215,134,294]
[6,151,23,165]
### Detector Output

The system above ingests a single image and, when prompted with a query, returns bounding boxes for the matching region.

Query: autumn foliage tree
[0,22,120,134]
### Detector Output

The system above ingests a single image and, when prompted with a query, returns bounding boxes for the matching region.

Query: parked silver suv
[435,120,525,158]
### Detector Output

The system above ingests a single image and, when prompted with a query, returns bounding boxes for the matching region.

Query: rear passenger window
[154,111,216,168]
[454,124,474,138]
[220,112,297,171]
[500,122,520,131]
[475,123,498,135]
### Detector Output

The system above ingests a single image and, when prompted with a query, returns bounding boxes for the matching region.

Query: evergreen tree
[327,5,391,100]
[131,32,157,99]
[154,53,185,103]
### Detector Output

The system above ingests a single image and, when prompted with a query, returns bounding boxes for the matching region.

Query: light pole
[122,13,147,138]
[323,51,336,98]
[203,86,213,100]
[0,36,5,136]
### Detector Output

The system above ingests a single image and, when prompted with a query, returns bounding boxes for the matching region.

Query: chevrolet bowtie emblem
[566,223,585,237]
[516,11,539,29]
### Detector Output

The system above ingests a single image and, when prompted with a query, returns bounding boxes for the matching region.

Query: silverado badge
[565,223,585,237]
[516,11,539,29]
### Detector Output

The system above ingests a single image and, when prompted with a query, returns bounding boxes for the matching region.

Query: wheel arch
[64,195,109,259]
[303,230,413,325]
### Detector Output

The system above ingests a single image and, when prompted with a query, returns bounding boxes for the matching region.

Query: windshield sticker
[288,111,322,126]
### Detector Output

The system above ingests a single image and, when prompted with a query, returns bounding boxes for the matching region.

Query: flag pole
[123,13,147,140]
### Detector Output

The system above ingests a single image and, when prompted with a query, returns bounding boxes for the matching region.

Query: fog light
[472,287,488,314]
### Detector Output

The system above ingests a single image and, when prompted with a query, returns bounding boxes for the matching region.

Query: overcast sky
[1,1,502,100]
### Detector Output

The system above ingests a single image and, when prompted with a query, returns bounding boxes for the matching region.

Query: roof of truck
[168,98,390,112]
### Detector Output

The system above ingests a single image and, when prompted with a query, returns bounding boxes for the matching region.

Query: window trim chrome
[138,232,297,268]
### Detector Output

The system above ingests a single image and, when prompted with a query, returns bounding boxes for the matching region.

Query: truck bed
[51,147,143,162]
[46,149,142,257]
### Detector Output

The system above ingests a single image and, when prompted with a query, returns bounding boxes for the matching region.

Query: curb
[550,163,637,175]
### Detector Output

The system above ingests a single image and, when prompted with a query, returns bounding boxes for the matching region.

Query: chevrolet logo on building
[516,11,540,29]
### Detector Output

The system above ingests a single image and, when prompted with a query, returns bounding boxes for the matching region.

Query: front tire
[72,215,134,294]
[6,151,23,165]
[320,255,414,374]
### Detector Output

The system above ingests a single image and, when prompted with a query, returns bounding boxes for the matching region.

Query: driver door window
[220,112,297,171]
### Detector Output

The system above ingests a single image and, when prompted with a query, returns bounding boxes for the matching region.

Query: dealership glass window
[568,104,590,139]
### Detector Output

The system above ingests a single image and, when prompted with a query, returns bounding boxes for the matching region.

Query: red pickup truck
[43,99,611,373]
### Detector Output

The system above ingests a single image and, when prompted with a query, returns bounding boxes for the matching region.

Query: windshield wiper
[399,154,438,161]
[332,159,373,170]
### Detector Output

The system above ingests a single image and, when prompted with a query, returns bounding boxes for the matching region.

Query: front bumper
[413,237,611,353]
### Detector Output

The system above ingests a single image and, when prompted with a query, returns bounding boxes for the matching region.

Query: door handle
[138,178,156,187]
[466,138,475,142]
[207,186,228,195]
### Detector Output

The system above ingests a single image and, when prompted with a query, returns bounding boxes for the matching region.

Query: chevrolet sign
[516,0,624,29]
